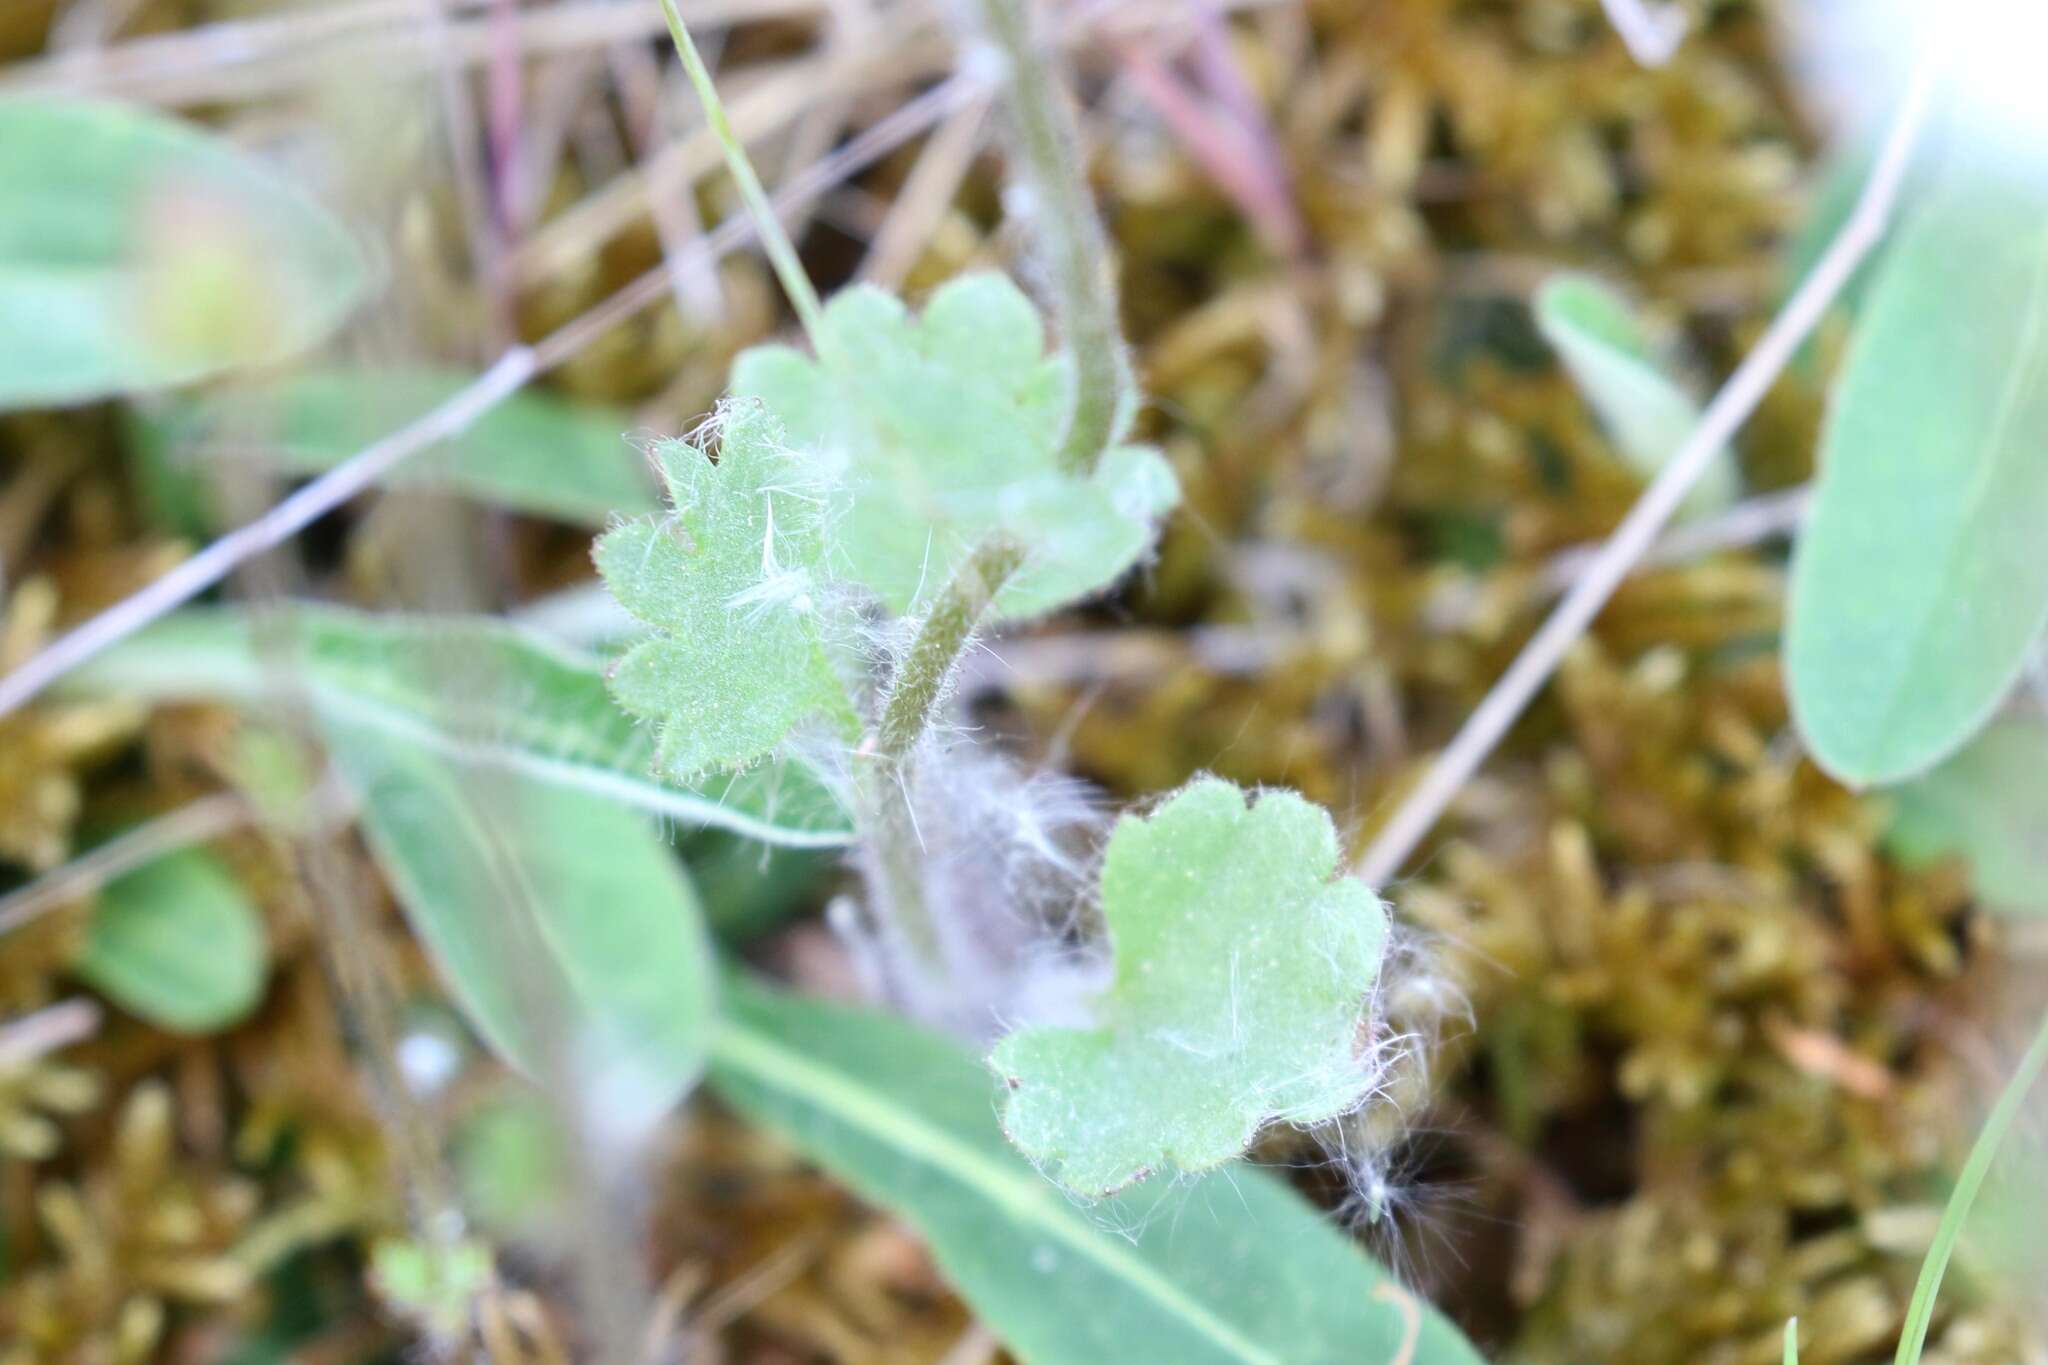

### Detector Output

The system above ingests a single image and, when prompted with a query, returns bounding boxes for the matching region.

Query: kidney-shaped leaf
[713,974,1483,1365]
[0,96,368,409]
[334,723,715,1134]
[990,777,1389,1197]
[77,846,266,1034]
[1788,157,2048,785]
[732,273,1177,621]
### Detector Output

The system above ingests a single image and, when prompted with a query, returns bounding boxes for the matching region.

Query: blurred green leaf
[77,845,265,1033]
[367,1237,494,1339]
[732,273,1177,621]
[129,369,657,529]
[684,828,836,942]
[990,778,1389,1197]
[453,1096,568,1237]
[1787,156,2048,785]
[712,975,1483,1365]
[0,96,367,409]
[336,723,715,1132]
[65,605,854,848]
[1534,273,1737,520]
[1886,718,2048,913]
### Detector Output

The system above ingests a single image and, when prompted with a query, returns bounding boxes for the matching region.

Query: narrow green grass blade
[1534,273,1738,520]
[62,606,854,848]
[335,723,716,1133]
[711,974,1485,1365]
[1894,1003,2048,1364]
[130,369,658,529]
[654,0,823,341]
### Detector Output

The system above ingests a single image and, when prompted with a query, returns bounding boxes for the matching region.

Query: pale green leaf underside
[1788,157,2048,786]
[0,96,367,409]
[991,778,1389,1197]
[78,846,266,1034]
[61,605,853,847]
[1534,273,1737,521]
[130,368,658,527]
[713,975,1483,1365]
[1886,718,2048,914]
[595,402,853,779]
[334,722,715,1132]
[731,272,1177,621]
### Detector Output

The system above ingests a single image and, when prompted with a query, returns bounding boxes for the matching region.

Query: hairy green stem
[859,538,1024,986]
[1894,999,2048,1364]
[971,0,1130,474]
[878,539,1025,759]
[656,0,827,344]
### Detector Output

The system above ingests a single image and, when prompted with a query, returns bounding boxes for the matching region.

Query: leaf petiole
[857,536,1025,993]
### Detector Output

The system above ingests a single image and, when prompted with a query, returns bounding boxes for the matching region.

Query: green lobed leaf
[0,96,367,409]
[595,401,856,779]
[128,368,659,530]
[63,605,853,848]
[731,273,1178,621]
[334,723,715,1133]
[77,846,266,1034]
[712,974,1483,1365]
[1885,718,2048,913]
[1533,273,1737,520]
[1787,155,2048,785]
[990,777,1389,1197]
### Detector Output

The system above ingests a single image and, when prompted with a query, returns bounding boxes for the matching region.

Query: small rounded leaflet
[990,777,1390,1197]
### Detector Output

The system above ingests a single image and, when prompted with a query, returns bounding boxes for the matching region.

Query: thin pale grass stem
[859,95,991,287]
[657,0,826,342]
[1893,1002,2048,1364]
[609,36,726,319]
[0,71,983,721]
[1354,65,1937,888]
[1,0,827,104]
[0,998,102,1071]
[0,791,252,938]
[1535,484,1813,593]
[512,0,1261,283]
[418,0,511,351]
[511,48,862,286]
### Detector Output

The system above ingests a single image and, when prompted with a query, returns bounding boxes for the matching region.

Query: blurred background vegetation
[1,0,2043,1361]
